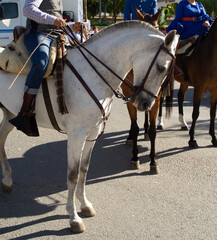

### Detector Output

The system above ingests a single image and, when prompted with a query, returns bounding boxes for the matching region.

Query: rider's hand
[203,21,210,28]
[72,22,82,33]
[54,18,67,28]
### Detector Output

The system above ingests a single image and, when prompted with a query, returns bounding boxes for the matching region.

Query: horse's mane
[81,21,164,46]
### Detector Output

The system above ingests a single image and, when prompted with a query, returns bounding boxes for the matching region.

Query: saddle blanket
[0,34,57,77]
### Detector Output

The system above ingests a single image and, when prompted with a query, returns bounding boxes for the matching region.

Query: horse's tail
[165,80,174,118]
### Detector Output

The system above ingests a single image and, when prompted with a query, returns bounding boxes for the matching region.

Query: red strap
[182,17,197,21]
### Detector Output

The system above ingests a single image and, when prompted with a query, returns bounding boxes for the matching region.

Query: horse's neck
[198,19,217,57]
[68,30,153,95]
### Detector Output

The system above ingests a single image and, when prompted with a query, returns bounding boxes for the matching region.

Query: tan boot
[9,92,39,136]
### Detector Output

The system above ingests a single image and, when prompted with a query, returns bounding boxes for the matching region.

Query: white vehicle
[0,0,84,46]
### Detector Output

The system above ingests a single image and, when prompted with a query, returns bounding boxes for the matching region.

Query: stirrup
[9,112,39,137]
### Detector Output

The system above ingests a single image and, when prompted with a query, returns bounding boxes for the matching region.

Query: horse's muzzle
[130,93,152,112]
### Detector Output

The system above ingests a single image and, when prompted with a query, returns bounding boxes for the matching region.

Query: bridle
[133,43,176,99]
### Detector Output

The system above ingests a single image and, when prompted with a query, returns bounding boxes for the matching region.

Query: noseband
[133,43,176,99]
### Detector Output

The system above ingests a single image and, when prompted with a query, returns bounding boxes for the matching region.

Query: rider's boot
[9,92,39,136]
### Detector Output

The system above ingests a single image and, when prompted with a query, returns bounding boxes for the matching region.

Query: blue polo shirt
[166,0,213,40]
[124,0,158,20]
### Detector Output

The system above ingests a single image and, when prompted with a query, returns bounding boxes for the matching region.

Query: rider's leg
[9,33,54,136]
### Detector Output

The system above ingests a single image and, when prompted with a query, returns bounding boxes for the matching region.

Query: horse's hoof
[188,140,198,148]
[70,221,86,233]
[157,125,163,130]
[81,206,96,217]
[181,126,188,131]
[1,181,12,194]
[126,139,133,146]
[150,165,159,174]
[130,161,139,170]
[211,139,217,147]
[144,133,149,141]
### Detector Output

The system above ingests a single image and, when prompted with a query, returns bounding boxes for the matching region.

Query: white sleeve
[23,0,56,25]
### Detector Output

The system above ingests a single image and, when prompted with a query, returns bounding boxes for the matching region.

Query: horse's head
[130,30,179,111]
[135,7,163,28]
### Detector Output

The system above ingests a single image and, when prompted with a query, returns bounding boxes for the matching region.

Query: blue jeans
[24,33,55,94]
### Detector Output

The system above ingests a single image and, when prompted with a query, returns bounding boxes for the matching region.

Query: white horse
[0,21,179,233]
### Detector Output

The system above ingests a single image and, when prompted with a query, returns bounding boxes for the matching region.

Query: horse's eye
[157,64,166,73]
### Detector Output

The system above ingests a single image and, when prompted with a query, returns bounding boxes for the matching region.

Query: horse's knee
[68,166,79,185]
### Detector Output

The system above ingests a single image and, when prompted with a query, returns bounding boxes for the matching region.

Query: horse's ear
[164,30,177,46]
[135,7,144,21]
[164,30,179,54]
[152,8,163,22]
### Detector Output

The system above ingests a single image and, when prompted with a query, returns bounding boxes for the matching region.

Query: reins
[62,25,133,101]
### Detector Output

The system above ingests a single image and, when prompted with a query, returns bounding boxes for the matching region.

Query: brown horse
[121,9,167,173]
[175,17,217,148]
[122,12,217,174]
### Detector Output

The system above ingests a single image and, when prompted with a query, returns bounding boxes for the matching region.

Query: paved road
[0,82,216,240]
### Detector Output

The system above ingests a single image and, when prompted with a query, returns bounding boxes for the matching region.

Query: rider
[9,0,78,136]
[124,0,158,20]
[166,0,213,40]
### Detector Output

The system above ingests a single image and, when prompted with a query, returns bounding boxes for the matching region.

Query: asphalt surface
[0,82,216,240]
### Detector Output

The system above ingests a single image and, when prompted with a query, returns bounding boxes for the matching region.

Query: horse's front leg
[157,95,164,130]
[76,128,100,218]
[188,89,203,148]
[149,97,160,174]
[0,107,15,193]
[66,129,87,233]
[125,102,140,169]
[178,83,189,130]
[126,102,138,145]
[209,92,217,147]
[144,112,149,141]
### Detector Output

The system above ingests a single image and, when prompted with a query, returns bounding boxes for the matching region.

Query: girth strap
[42,78,64,133]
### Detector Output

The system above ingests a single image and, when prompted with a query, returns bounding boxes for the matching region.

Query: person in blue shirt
[124,0,158,21]
[166,0,213,40]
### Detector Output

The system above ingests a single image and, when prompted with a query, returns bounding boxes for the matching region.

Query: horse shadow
[0,130,150,219]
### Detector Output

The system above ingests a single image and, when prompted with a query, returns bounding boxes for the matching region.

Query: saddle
[1,26,68,132]
[176,35,200,84]
[177,35,199,56]
[0,26,57,77]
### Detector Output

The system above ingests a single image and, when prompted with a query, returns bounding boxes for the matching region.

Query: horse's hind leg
[188,88,203,148]
[178,83,189,130]
[0,106,15,193]
[209,91,217,147]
